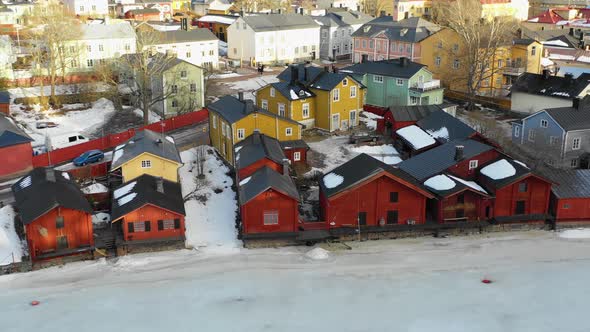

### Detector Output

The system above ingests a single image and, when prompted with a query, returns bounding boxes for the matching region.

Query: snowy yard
[7,83,109,99]
[0,206,22,266]
[1,231,590,331]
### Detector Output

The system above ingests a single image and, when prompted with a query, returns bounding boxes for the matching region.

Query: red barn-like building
[235,132,287,179]
[320,154,434,228]
[545,169,590,224]
[12,168,94,262]
[0,114,33,179]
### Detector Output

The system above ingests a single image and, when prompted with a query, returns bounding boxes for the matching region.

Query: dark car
[36,121,58,129]
[73,150,104,166]
[349,133,381,145]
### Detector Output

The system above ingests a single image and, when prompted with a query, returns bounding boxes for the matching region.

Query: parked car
[349,132,381,144]
[73,150,104,166]
[36,121,58,129]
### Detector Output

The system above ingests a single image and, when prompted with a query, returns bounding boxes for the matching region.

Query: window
[87,44,91,52]
[333,89,340,102]
[209,50,214,56]
[514,126,520,137]
[453,59,460,69]
[369,40,374,49]
[190,83,197,92]
[261,99,268,110]
[263,210,279,225]
[285,127,293,136]
[270,87,275,97]
[233,48,237,55]
[571,158,579,168]
[540,119,548,128]
[362,40,366,48]
[171,85,178,94]
[92,5,96,11]
[302,103,310,118]
[514,201,526,215]
[390,192,398,203]
[350,86,357,98]
[171,99,178,108]
[278,103,285,117]
[572,137,581,150]
[453,44,459,52]
[98,44,104,52]
[528,129,536,142]
[56,235,68,250]
[80,5,84,11]
[56,216,64,229]
[294,151,301,161]
[396,78,404,86]
[373,75,384,83]
[124,44,131,51]
[158,219,179,230]
[237,128,245,140]
[563,203,570,209]
[550,136,559,145]
[294,46,299,54]
[387,210,398,224]
[391,42,396,51]
[355,40,359,48]
[342,78,348,86]
[410,96,419,105]
[180,70,187,78]
[141,160,152,168]
[358,212,367,225]
[435,56,441,67]
[406,44,411,53]
[469,160,478,170]
[497,59,503,68]
[221,122,226,136]
[69,45,76,53]
[186,52,191,58]
[518,182,528,192]
[437,41,443,49]
[531,46,536,56]
[87,59,94,67]
[212,115,217,129]
[71,59,78,68]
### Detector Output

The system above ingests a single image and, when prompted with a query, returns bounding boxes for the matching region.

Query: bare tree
[360,0,390,17]
[433,0,517,107]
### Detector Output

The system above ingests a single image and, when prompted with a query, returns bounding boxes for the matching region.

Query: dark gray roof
[389,104,440,122]
[111,174,185,221]
[279,139,309,150]
[542,169,590,198]
[313,11,373,27]
[277,64,364,91]
[351,17,441,43]
[477,158,536,191]
[153,29,218,44]
[512,72,590,99]
[513,38,536,46]
[12,168,92,225]
[235,133,286,170]
[0,91,9,103]
[342,58,426,78]
[208,95,301,125]
[416,110,475,143]
[0,114,32,148]
[423,173,489,198]
[242,14,319,32]
[270,82,315,101]
[277,64,324,85]
[398,139,495,181]
[239,166,299,205]
[111,129,181,170]
[146,54,197,73]
[544,99,590,131]
[320,153,433,198]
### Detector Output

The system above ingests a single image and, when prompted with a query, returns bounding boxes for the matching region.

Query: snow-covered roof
[198,15,237,25]
[448,175,487,194]
[396,125,436,150]
[114,181,137,199]
[424,175,455,191]
[480,159,516,180]
[426,127,449,140]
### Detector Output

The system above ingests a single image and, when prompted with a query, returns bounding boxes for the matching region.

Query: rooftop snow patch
[82,183,109,194]
[323,172,344,189]
[112,147,124,165]
[426,127,449,140]
[480,159,516,180]
[239,176,251,186]
[396,125,436,150]
[117,192,137,206]
[448,175,487,194]
[514,160,528,169]
[114,181,137,199]
[542,40,569,47]
[424,174,455,191]
[165,136,175,144]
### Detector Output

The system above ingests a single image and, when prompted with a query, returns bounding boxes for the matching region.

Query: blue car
[73,150,104,166]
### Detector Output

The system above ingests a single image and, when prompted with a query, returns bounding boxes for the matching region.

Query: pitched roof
[398,139,495,181]
[341,58,426,78]
[145,54,198,74]
[269,82,315,101]
[319,153,433,198]
[351,17,441,43]
[152,28,218,44]
[12,168,92,225]
[512,72,590,99]
[478,158,535,191]
[241,14,319,32]
[416,110,475,144]
[111,129,181,170]
[277,64,324,85]
[238,166,299,205]
[235,133,286,170]
[527,8,566,24]
[388,104,440,122]
[277,64,363,91]
[0,90,9,103]
[544,101,590,131]
[111,174,185,221]
[542,168,590,199]
[0,114,32,148]
[78,22,136,40]
[422,173,488,198]
[207,95,301,125]
[313,10,372,27]
[279,139,309,150]
[513,38,536,46]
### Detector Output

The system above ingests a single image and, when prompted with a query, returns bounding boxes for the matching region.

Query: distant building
[0,113,33,179]
[312,9,372,60]
[146,29,219,69]
[63,0,109,16]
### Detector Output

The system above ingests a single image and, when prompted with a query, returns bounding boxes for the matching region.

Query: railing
[412,79,441,91]
[503,67,525,75]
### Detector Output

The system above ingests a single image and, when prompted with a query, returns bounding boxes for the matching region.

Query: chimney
[290,65,299,85]
[304,66,308,82]
[573,97,581,110]
[238,91,244,101]
[324,65,329,72]
[570,27,575,36]
[282,159,290,176]
[156,138,163,144]
[542,69,550,79]
[400,57,408,67]
[339,3,343,7]
[331,64,338,73]
[454,145,464,161]
[361,54,368,63]
[45,168,56,182]
[156,176,164,194]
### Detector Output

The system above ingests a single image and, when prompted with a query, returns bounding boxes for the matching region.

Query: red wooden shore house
[544,169,590,225]
[0,113,33,180]
[235,132,288,179]
[0,91,9,115]
[12,168,94,262]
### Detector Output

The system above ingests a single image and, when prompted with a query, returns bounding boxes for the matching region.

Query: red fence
[32,109,208,167]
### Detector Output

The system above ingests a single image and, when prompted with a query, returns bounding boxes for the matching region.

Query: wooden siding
[120,152,181,184]
[493,175,551,219]
[241,189,299,234]
[120,204,185,242]
[447,149,501,180]
[0,142,33,180]
[553,197,590,222]
[238,158,283,180]
[437,191,492,223]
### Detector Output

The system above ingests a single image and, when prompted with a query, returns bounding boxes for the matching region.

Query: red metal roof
[529,8,566,24]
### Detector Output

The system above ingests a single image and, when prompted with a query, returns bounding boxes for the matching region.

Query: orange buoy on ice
[482,279,492,284]
[30,300,40,306]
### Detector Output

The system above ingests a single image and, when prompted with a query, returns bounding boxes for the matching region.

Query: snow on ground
[480,159,516,180]
[91,212,110,225]
[304,247,329,260]
[2,232,590,331]
[358,111,383,130]
[210,72,242,79]
[11,98,116,148]
[351,144,402,165]
[559,228,590,239]
[179,147,241,253]
[132,108,162,124]
[0,206,22,266]
[222,75,279,101]
[7,83,109,99]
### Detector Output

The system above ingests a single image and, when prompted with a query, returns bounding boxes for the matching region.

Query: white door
[331,114,340,131]
[341,119,349,131]
[350,110,357,127]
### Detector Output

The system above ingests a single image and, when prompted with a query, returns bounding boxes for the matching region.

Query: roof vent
[45,168,56,182]
[400,28,408,37]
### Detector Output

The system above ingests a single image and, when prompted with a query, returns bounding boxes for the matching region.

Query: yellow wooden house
[208,94,303,164]
[110,129,183,183]
[257,65,365,132]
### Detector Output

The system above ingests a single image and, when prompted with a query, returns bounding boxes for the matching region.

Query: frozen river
[1,231,590,332]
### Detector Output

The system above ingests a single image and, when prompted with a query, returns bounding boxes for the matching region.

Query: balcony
[503,66,525,76]
[411,79,441,92]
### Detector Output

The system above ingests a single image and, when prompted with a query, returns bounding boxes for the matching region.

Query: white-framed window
[410,96,419,105]
[333,89,340,102]
[141,160,152,168]
[342,78,348,86]
[180,70,187,78]
[124,44,131,51]
[285,127,293,136]
[221,122,226,136]
[528,129,536,142]
[190,83,197,92]
[302,103,310,118]
[270,87,275,97]
[132,221,146,232]
[453,44,459,52]
[87,44,91,52]
[469,160,478,170]
[225,124,231,138]
[278,103,285,117]
[514,126,520,137]
[237,128,245,140]
[212,115,217,129]
[350,110,357,125]
[396,78,404,86]
[261,99,268,110]
[87,59,94,67]
[263,210,279,225]
[550,136,559,145]
[572,137,581,150]
[434,96,439,103]
[293,151,301,161]
[435,56,441,67]
[350,86,357,98]
[99,44,104,52]
[571,158,579,168]
[373,75,384,83]
[531,46,537,56]
[186,52,191,58]
[540,119,548,128]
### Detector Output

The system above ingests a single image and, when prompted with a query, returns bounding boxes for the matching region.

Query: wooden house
[544,169,590,225]
[478,158,552,223]
[235,132,289,180]
[319,153,434,228]
[0,113,33,179]
[111,174,186,248]
[239,166,300,236]
[0,91,9,115]
[110,129,182,184]
[12,168,94,262]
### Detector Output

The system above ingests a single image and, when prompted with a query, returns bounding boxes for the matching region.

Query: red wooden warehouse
[12,168,94,262]
[545,169,590,225]
[320,153,434,228]
[0,113,33,180]
[239,167,300,236]
[111,174,186,248]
